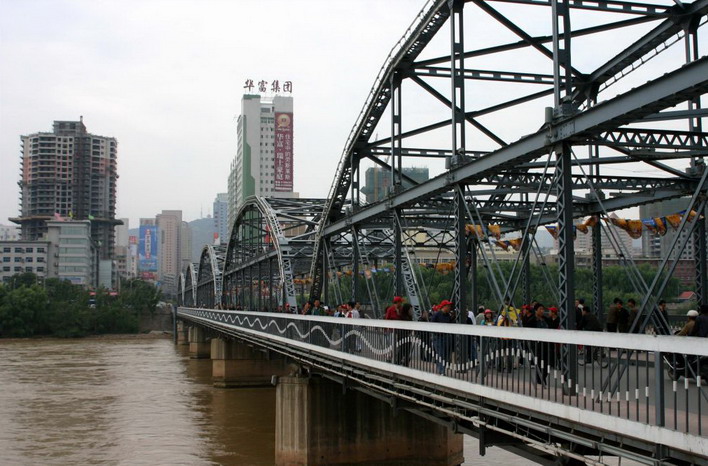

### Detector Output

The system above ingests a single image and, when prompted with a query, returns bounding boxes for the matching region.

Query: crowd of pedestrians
[217,294,707,380]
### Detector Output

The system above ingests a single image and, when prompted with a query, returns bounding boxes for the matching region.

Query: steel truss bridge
[178,0,708,463]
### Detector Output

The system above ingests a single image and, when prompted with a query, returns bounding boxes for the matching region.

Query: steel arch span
[182,263,198,307]
[220,196,325,311]
[196,244,225,308]
[309,0,708,324]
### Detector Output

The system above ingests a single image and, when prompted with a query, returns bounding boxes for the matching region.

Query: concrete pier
[211,338,287,388]
[176,321,189,346]
[275,376,464,465]
[188,326,211,359]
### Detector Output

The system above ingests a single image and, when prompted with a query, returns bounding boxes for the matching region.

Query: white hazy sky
[1,0,698,232]
[0,0,429,229]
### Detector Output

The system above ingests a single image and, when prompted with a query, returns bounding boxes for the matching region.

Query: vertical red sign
[274,112,293,191]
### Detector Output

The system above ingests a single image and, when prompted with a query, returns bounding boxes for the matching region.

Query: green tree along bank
[0,273,162,338]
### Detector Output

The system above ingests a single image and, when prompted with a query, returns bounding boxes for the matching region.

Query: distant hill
[188,217,218,263]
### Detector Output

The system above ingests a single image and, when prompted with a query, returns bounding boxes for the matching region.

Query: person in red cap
[384,296,404,362]
[431,299,454,375]
[546,306,560,329]
[385,296,404,321]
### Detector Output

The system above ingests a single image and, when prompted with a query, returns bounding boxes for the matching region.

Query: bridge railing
[178,308,707,448]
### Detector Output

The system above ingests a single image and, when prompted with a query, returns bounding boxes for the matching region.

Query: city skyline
[0,0,428,230]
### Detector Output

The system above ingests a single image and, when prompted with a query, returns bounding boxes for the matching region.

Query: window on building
[14,257,22,263]
[26,247,33,253]
[25,267,33,273]
[3,247,9,253]
[37,257,44,263]
[2,266,9,272]
[14,247,23,253]
[2,257,8,262]
[37,248,45,253]
[37,267,44,273]
[26,257,33,263]
[14,267,21,272]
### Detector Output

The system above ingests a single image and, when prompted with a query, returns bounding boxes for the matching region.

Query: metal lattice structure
[300,0,708,387]
[220,197,325,311]
[311,0,708,316]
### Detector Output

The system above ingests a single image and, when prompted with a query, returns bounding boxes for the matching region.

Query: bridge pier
[211,338,287,388]
[275,376,463,465]
[188,326,211,359]
[176,321,189,346]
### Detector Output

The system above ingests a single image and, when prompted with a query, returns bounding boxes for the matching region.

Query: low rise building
[0,220,97,287]
[0,241,49,283]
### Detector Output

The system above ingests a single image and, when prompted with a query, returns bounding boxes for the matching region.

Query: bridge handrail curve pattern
[178,307,707,459]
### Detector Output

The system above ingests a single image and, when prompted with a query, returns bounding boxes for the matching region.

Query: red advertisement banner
[274,112,293,191]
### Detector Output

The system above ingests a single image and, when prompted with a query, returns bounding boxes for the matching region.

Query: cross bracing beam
[470,0,584,79]
[409,74,507,147]
[413,15,660,67]
[412,66,561,85]
[367,87,554,148]
[571,0,708,104]
[642,107,708,122]
[479,0,673,15]
[590,128,708,150]
[366,146,490,158]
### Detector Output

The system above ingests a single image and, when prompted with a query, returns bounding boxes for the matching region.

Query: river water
[0,337,533,465]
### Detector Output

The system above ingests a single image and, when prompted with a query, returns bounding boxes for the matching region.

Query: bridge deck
[177,307,708,464]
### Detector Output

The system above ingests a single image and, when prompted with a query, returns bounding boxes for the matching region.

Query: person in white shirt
[345,301,362,352]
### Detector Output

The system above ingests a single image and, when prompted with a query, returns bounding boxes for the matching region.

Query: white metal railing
[178,307,708,456]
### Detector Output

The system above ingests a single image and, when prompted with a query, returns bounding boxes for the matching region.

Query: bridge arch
[183,262,198,307]
[196,244,225,308]
[177,273,185,306]
[222,196,323,311]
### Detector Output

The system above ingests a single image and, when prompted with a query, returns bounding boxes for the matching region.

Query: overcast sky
[0,0,430,229]
[1,0,699,233]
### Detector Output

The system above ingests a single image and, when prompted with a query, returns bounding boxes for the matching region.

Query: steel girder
[196,244,225,308]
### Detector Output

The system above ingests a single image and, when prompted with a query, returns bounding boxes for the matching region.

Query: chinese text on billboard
[274,112,293,191]
[139,225,158,272]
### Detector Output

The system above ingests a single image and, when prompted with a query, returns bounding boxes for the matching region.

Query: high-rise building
[114,218,131,281]
[228,95,298,226]
[11,118,119,261]
[553,215,635,256]
[213,192,229,244]
[180,221,192,271]
[361,167,430,204]
[156,210,183,297]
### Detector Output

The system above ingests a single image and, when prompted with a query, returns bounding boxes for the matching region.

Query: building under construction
[11,118,119,260]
